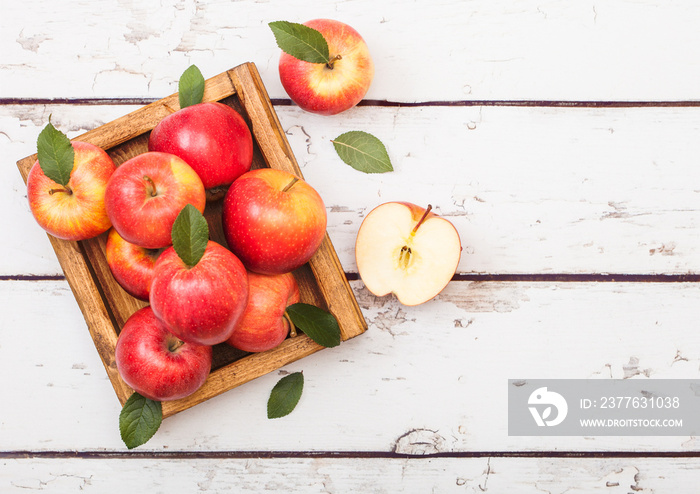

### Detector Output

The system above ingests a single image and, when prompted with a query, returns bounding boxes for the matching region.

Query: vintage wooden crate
[16,62,367,419]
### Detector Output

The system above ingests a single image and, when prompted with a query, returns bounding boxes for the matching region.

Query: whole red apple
[115,306,212,402]
[278,19,374,115]
[104,152,206,249]
[27,141,116,241]
[226,271,300,352]
[150,240,249,346]
[148,102,254,190]
[222,168,327,275]
[105,228,162,301]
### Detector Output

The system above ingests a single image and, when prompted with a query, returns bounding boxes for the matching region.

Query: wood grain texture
[2,279,698,452]
[3,456,699,493]
[4,1,700,102]
[6,104,700,276]
[14,63,366,419]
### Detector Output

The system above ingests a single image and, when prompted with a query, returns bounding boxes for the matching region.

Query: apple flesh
[27,141,116,241]
[222,168,327,275]
[355,202,461,306]
[105,228,162,301]
[226,271,300,353]
[115,306,212,402]
[148,102,254,190]
[278,19,374,115]
[104,152,206,249]
[150,240,249,346]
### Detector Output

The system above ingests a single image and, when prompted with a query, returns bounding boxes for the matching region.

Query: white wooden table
[3,1,700,491]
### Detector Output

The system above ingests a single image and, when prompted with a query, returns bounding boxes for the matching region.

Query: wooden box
[16,62,367,419]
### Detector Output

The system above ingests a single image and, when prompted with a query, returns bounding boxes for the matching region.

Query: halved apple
[355,202,462,306]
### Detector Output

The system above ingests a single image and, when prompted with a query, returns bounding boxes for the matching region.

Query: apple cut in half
[355,202,462,306]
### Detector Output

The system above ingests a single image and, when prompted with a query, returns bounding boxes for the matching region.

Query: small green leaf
[269,21,330,64]
[119,392,163,449]
[267,372,304,419]
[179,64,205,109]
[36,117,75,186]
[331,131,394,174]
[286,303,341,348]
[171,204,209,267]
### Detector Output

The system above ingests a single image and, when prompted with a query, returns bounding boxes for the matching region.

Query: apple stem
[326,54,342,70]
[48,186,73,196]
[284,311,297,338]
[411,204,433,235]
[168,338,186,353]
[282,176,299,193]
[143,176,158,197]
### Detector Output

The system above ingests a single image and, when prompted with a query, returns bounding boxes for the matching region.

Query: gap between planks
[2,450,700,460]
[3,274,700,283]
[4,98,700,108]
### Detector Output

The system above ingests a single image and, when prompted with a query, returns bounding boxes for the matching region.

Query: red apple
[150,240,249,346]
[278,19,374,115]
[115,306,212,402]
[148,102,254,190]
[27,141,116,241]
[105,228,162,301]
[355,202,462,306]
[104,152,206,249]
[226,271,300,352]
[222,168,327,275]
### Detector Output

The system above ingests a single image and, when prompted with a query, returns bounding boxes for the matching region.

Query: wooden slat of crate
[16,62,367,419]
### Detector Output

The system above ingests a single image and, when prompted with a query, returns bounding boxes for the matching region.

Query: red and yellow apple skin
[105,228,162,301]
[148,102,254,189]
[27,141,116,241]
[149,241,249,346]
[355,202,462,306]
[104,152,206,249]
[222,168,327,275]
[226,271,300,353]
[278,19,374,115]
[115,306,212,402]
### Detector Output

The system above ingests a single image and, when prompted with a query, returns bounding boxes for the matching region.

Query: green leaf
[331,131,394,174]
[267,372,304,419]
[286,303,341,348]
[179,64,205,109]
[171,204,209,267]
[269,21,330,64]
[36,117,75,186]
[119,392,163,449]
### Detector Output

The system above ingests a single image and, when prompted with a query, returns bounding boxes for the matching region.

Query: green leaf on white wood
[119,392,163,449]
[267,372,304,419]
[171,204,209,268]
[331,131,394,174]
[269,21,330,64]
[36,117,75,186]
[179,65,205,109]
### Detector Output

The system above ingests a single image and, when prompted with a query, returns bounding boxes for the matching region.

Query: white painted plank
[3,1,700,101]
[2,457,698,493]
[1,279,698,452]
[4,104,700,276]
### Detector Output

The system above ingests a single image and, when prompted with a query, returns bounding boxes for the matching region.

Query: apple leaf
[269,21,330,64]
[171,204,209,268]
[267,371,304,419]
[331,131,394,174]
[286,303,341,348]
[179,64,205,109]
[36,117,75,186]
[119,392,163,449]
